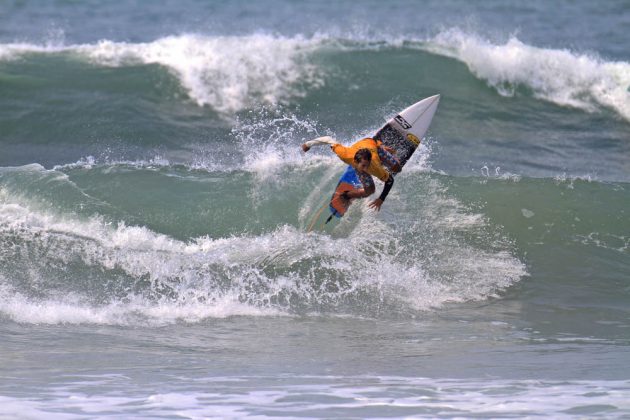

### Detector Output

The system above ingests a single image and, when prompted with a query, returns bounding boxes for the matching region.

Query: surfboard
[327,94,440,219]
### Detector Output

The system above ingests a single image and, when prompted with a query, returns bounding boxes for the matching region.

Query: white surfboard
[374,94,440,167]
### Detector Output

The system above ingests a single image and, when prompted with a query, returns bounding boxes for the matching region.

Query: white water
[1,375,628,419]
[0,164,526,325]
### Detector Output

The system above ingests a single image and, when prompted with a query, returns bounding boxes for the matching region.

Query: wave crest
[0,34,326,114]
[427,28,630,121]
[83,34,326,113]
[2,29,629,121]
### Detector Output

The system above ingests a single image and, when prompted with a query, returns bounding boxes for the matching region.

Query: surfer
[301,136,400,211]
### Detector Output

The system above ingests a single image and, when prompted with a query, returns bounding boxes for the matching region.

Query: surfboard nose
[428,94,440,103]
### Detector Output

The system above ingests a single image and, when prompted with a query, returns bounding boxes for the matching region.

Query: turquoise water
[1,1,629,418]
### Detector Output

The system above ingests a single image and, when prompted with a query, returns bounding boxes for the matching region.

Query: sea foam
[0,376,628,418]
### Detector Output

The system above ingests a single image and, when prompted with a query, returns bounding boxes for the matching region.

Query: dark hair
[354,148,372,163]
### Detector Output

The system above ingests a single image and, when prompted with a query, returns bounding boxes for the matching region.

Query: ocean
[1,0,629,418]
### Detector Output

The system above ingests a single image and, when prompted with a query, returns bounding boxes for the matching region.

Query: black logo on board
[394,115,412,129]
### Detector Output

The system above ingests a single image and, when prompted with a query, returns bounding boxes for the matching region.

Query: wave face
[2,31,629,179]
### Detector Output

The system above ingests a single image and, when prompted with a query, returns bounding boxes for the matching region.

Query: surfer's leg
[301,136,338,152]
[377,146,401,173]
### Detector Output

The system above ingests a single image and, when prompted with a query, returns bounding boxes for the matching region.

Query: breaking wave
[0,163,526,326]
[2,29,628,121]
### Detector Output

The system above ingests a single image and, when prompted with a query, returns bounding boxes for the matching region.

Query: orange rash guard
[330,138,390,182]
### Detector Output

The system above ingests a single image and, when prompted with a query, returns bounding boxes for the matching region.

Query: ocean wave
[0,33,326,114]
[425,28,630,122]
[2,29,628,121]
[0,171,526,325]
[81,34,327,113]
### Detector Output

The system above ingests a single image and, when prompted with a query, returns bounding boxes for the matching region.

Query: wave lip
[426,28,630,121]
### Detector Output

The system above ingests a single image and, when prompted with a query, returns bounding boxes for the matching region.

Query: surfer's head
[354,148,372,173]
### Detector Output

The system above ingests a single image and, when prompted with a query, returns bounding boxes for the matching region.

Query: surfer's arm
[301,136,338,152]
[343,184,375,199]
[368,175,394,211]
[379,175,394,201]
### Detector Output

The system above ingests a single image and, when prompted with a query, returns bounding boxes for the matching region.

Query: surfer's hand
[301,143,310,152]
[368,198,384,211]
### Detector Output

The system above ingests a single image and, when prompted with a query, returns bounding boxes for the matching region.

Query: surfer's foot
[301,143,310,152]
